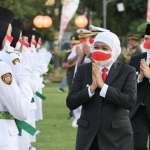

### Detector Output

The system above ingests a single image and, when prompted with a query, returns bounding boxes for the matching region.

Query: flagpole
[53,0,60,78]
[103,0,117,29]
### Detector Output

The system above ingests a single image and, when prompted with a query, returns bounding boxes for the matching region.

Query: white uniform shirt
[68,44,91,64]
[0,61,32,150]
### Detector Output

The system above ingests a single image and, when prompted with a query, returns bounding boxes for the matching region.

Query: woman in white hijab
[66,31,137,150]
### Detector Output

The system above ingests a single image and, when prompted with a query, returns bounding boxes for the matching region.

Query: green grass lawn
[32,82,77,150]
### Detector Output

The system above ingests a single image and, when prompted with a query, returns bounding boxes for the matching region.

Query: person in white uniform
[68,29,93,127]
[22,29,46,150]
[34,32,52,122]
[0,7,33,150]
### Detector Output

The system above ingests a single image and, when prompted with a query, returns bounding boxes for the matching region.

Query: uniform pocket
[8,126,19,136]
[112,118,131,129]
[77,118,89,128]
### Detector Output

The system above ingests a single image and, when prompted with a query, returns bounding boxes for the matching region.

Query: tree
[0,0,148,44]
[76,0,147,45]
[0,0,55,41]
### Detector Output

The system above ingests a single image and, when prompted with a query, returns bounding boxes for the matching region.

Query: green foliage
[48,51,66,72]
[129,0,147,12]
[36,27,55,41]
[92,17,102,27]
[47,64,54,74]
[58,51,66,66]
[0,0,148,44]
[78,0,147,37]
[117,53,129,64]
[125,19,145,38]
[0,0,55,41]
[137,22,147,34]
[0,0,46,19]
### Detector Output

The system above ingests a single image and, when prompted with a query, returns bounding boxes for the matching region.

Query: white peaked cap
[89,25,110,32]
[76,29,91,34]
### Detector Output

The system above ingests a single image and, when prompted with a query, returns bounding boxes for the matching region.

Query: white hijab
[93,31,121,65]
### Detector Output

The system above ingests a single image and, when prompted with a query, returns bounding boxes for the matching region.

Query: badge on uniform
[1,73,13,85]
[136,71,139,75]
[12,58,20,65]
[86,84,89,87]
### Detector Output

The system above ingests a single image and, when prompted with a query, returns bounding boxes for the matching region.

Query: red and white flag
[147,0,150,22]
[59,0,80,42]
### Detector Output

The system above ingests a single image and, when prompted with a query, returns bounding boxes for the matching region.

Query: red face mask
[24,42,30,48]
[18,38,23,44]
[32,40,37,46]
[92,50,111,61]
[71,45,75,48]
[38,41,42,46]
[89,37,94,44]
[7,35,14,43]
[80,38,86,44]
[144,41,150,49]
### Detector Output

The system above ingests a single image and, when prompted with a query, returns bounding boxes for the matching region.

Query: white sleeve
[30,53,45,93]
[68,47,76,60]
[99,84,108,97]
[88,86,95,97]
[137,74,143,83]
[0,61,32,121]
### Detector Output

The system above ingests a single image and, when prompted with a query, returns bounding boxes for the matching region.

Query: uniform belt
[0,111,37,136]
[0,111,14,119]
[35,91,46,100]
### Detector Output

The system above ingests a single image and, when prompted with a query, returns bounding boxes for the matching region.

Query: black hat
[22,29,29,36]
[0,20,9,50]
[140,34,144,39]
[12,19,23,31]
[0,7,14,24]
[11,19,23,48]
[22,29,31,44]
[145,24,150,35]
[27,30,36,44]
[11,28,20,48]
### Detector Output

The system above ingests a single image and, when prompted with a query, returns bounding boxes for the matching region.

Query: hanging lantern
[33,15,44,28]
[75,15,88,28]
[43,16,52,28]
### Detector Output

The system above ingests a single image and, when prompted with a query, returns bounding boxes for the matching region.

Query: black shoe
[58,88,65,92]
[68,110,74,119]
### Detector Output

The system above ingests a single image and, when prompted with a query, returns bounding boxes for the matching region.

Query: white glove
[32,53,45,75]
[16,50,32,85]
[15,63,32,85]
[22,50,33,69]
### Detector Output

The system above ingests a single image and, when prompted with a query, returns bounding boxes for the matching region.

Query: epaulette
[65,49,71,53]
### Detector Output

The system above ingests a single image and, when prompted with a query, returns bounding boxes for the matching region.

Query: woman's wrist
[88,53,92,58]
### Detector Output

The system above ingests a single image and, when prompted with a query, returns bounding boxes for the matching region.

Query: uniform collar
[99,64,112,72]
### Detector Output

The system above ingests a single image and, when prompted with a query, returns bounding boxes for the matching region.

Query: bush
[47,51,66,73]
[58,51,66,67]
[117,53,129,64]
